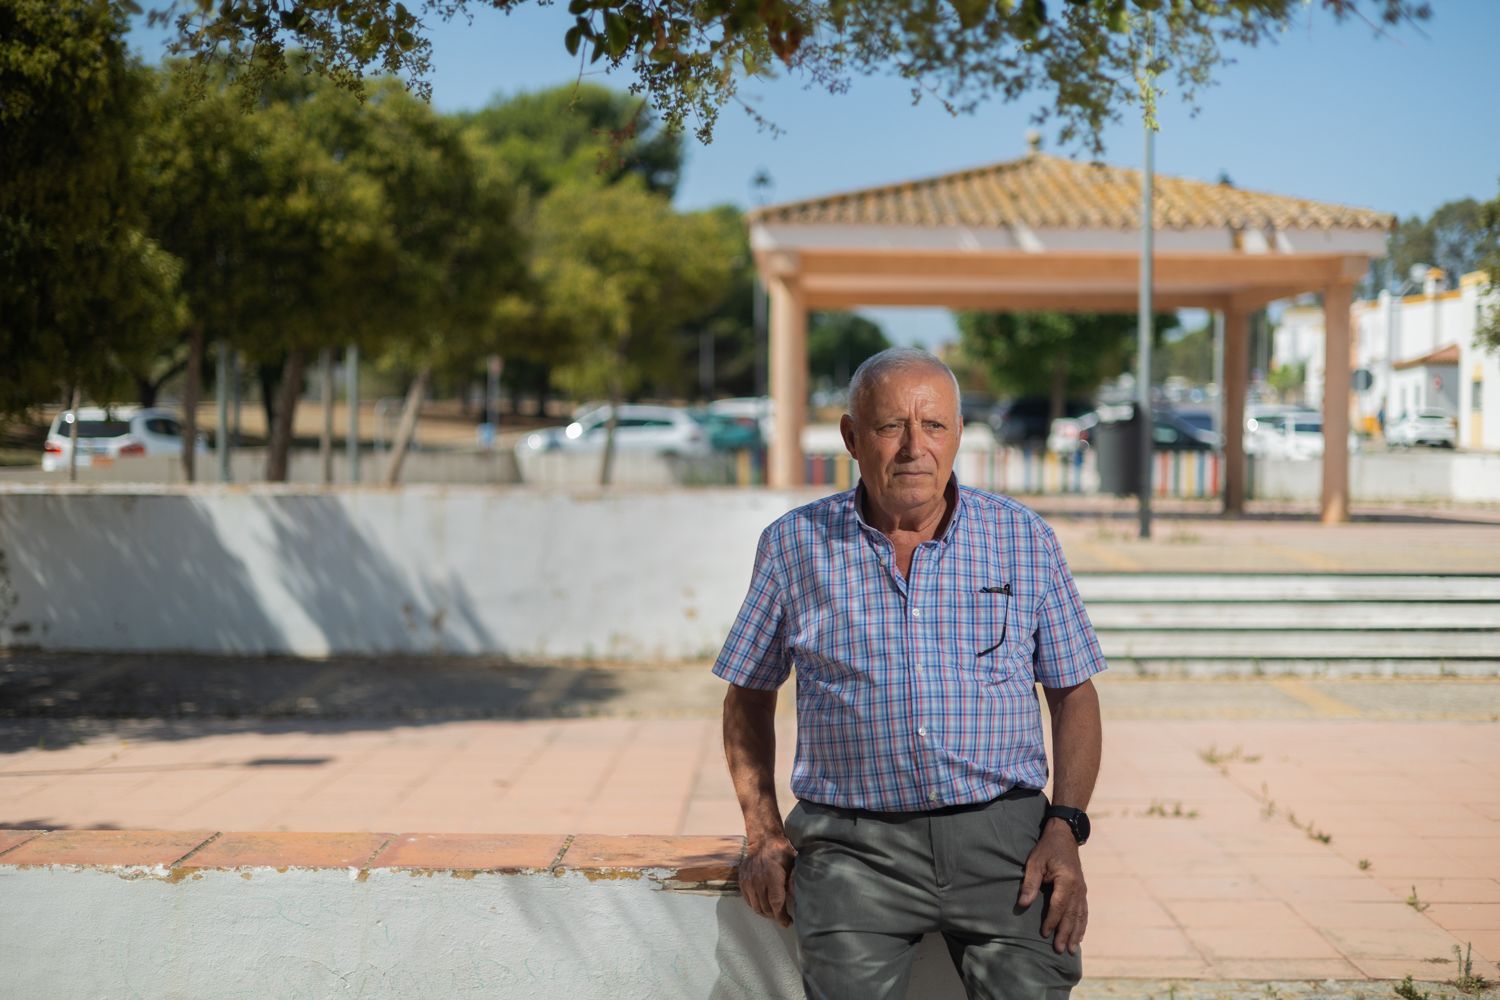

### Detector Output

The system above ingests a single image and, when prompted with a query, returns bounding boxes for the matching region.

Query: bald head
[848,348,962,425]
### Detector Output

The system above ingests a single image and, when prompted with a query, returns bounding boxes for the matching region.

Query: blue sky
[131,2,1500,347]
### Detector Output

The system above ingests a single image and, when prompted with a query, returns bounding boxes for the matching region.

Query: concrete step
[1075,572,1500,675]
[1099,657,1500,678]
[1096,629,1498,659]
[1076,573,1500,602]
[1088,602,1500,629]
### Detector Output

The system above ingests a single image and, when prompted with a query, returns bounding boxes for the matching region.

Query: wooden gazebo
[748,149,1393,523]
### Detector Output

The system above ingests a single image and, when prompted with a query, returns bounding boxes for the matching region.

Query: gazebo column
[1222,306,1251,516]
[1320,282,1355,524]
[767,273,808,488]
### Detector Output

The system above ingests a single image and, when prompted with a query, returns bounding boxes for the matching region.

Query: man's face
[841,368,962,519]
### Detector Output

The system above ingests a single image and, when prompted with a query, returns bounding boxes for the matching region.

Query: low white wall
[0,865,965,1000]
[1249,451,1500,502]
[0,486,807,659]
[0,448,521,486]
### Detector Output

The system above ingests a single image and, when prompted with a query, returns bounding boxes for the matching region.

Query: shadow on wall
[0,492,497,657]
[259,495,495,654]
[0,492,283,653]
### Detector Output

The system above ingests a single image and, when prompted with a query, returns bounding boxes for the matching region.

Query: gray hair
[847,347,962,422]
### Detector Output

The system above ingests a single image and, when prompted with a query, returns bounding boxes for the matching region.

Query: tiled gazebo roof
[749,152,1393,233]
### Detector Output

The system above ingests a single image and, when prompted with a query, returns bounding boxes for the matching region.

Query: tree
[808,312,891,391]
[513,179,735,483]
[1476,186,1500,352]
[957,309,1177,420]
[0,0,180,416]
[152,0,1429,153]
[138,66,395,480]
[464,82,683,198]
[1386,198,1500,290]
[1156,322,1214,385]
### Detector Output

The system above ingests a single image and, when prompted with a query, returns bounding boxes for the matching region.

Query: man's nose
[899,423,926,456]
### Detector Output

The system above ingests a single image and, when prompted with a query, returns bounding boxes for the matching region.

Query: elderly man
[715,347,1105,1000]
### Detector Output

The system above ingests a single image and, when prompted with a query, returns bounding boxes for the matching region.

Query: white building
[1271,302,1329,406]
[1353,269,1498,449]
[1281,269,1498,449]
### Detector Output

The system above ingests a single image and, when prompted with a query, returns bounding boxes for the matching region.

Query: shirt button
[917,726,928,736]
[928,790,940,803]
[911,608,922,619]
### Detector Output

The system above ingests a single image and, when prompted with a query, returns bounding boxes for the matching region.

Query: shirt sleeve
[712,523,792,690]
[1032,522,1108,688]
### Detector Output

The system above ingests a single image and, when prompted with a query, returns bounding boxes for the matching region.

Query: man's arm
[1018,677,1102,956]
[723,682,796,927]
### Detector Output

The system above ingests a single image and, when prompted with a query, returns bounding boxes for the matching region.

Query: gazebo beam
[804,290,1237,312]
[790,250,1362,288]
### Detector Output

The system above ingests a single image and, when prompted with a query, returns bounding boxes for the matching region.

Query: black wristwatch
[1044,805,1091,846]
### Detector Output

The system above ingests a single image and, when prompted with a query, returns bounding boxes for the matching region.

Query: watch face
[1073,811,1091,845]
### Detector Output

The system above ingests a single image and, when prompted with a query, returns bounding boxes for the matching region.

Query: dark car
[1077,406,1218,452]
[988,397,1094,448]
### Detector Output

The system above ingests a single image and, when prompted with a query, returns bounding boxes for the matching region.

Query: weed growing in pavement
[1406,886,1431,913]
[1198,744,1262,771]
[1394,975,1433,1000]
[1262,985,1285,1000]
[1449,942,1493,996]
[1359,858,1373,870]
[1142,800,1199,819]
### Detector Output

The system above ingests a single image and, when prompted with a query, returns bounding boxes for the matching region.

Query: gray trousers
[784,791,1082,1000]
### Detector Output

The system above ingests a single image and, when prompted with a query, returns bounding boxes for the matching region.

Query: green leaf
[565,25,582,56]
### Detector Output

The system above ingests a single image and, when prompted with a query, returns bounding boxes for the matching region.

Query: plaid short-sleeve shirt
[713,481,1106,812]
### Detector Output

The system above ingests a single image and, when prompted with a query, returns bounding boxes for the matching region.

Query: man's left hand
[1018,820,1088,955]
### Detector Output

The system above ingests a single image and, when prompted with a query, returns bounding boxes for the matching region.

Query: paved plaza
[3,499,1499,995]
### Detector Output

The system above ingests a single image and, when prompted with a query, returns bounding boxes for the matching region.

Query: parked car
[705,396,774,443]
[515,404,710,458]
[692,410,762,451]
[1246,410,1361,461]
[43,406,205,472]
[1243,406,1318,457]
[988,397,1093,448]
[1386,410,1457,449]
[1058,405,1218,454]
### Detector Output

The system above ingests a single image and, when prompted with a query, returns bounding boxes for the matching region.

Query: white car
[1386,410,1457,448]
[1246,410,1360,461]
[516,404,710,458]
[43,406,206,472]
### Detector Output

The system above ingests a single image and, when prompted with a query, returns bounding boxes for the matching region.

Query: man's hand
[1018,820,1088,955]
[740,836,797,927]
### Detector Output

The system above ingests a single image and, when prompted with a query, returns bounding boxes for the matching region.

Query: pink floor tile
[1083,957,1214,978]
[1321,925,1467,961]
[1082,925,1200,960]
[1188,926,1343,961]
[1165,899,1301,930]
[1206,958,1363,980]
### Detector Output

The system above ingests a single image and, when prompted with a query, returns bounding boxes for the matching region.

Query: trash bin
[1095,404,1143,496]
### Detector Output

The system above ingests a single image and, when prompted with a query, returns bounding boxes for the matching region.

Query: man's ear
[839,414,857,457]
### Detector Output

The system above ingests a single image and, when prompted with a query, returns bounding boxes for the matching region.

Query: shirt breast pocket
[973,586,1011,661]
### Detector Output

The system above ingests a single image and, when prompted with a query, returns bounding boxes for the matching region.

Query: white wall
[0,865,966,1000]
[1249,451,1500,503]
[0,486,808,659]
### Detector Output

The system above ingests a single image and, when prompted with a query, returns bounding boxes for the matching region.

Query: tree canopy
[957,309,1177,402]
[149,0,1430,151]
[1,0,179,414]
[1385,198,1500,291]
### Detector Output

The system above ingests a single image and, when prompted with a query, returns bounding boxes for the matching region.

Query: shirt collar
[850,475,966,546]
